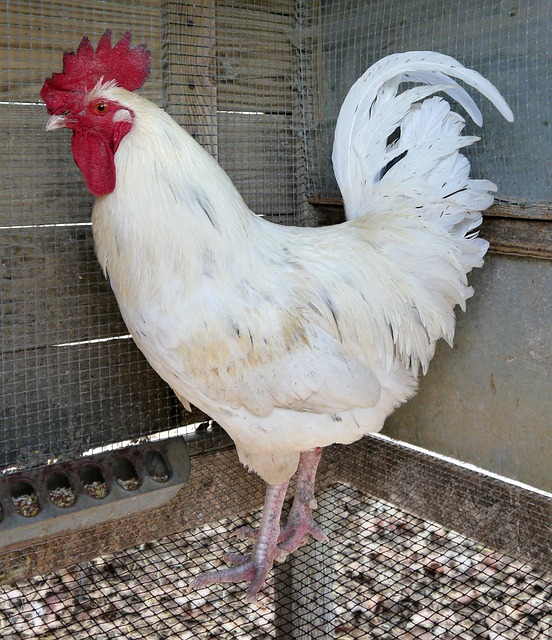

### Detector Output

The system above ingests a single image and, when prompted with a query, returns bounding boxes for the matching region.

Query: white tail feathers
[332,51,514,222]
[330,52,513,375]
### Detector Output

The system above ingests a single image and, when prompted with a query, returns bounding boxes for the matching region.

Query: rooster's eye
[93,102,109,115]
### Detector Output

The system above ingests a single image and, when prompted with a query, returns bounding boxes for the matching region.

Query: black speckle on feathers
[325,295,343,344]
[192,188,219,231]
[379,149,408,181]
[444,187,468,199]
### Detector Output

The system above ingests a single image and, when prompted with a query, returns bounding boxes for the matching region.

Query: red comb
[41,30,151,111]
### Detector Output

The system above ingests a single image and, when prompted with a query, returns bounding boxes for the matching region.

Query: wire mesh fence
[310,0,552,212]
[2,0,550,480]
[1,0,180,470]
[0,0,316,473]
[1,482,550,639]
[1,1,551,637]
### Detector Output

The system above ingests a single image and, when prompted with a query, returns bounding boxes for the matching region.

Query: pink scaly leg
[277,448,328,557]
[190,448,327,602]
[190,481,289,603]
[234,448,327,549]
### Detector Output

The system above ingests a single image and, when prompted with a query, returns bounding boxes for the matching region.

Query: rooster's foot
[190,556,265,602]
[233,511,327,554]
[278,447,327,556]
[190,449,326,602]
[191,517,326,603]
[191,549,281,603]
[190,482,288,603]
[278,505,328,558]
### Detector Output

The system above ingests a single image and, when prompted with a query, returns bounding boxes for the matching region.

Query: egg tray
[0,437,190,550]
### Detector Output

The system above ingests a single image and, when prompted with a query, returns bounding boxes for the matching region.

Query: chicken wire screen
[1,0,550,497]
[1,0,307,472]
[2,1,171,471]
[306,0,552,493]
[0,445,550,640]
[309,0,551,212]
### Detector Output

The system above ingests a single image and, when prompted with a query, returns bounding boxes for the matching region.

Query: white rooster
[41,31,513,601]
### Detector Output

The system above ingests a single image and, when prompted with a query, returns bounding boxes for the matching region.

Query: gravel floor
[0,483,550,639]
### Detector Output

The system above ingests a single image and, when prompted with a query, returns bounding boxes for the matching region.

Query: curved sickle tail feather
[330,51,513,375]
[332,51,514,224]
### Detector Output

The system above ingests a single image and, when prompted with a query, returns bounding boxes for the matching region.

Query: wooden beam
[165,1,218,158]
[485,200,552,220]
[481,216,552,260]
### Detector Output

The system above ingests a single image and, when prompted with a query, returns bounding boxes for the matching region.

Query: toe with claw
[190,448,326,602]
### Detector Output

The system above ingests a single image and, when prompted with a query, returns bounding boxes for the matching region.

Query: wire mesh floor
[1,483,550,639]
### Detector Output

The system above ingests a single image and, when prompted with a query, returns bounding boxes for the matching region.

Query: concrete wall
[383,254,552,492]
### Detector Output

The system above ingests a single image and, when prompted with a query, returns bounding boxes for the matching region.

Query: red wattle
[71,130,116,196]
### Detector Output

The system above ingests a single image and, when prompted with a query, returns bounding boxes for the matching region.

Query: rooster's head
[41,30,151,196]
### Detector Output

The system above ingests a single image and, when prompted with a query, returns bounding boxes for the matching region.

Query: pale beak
[45,114,67,131]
